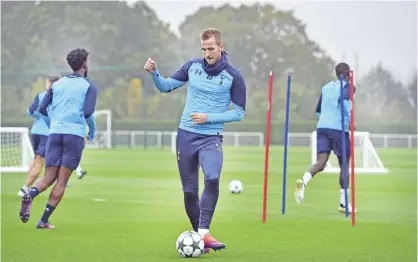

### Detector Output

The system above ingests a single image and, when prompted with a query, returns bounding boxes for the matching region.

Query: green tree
[178,3,335,122]
[1,1,184,120]
[356,63,415,122]
[127,78,143,117]
[405,72,417,117]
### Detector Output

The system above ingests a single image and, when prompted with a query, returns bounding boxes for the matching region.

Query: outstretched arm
[151,69,188,93]
[146,58,191,93]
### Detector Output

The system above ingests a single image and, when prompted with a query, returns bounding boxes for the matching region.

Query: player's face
[201,36,224,65]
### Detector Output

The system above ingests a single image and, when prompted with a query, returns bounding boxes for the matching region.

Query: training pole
[349,71,356,226]
[262,71,273,223]
[282,72,292,215]
[339,75,350,218]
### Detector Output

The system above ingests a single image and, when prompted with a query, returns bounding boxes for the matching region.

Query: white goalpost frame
[170,131,264,153]
[0,127,35,173]
[85,109,112,149]
[310,130,389,174]
[1,111,112,172]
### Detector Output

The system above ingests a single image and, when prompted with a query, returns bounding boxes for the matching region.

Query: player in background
[18,77,88,197]
[294,62,356,213]
[144,28,246,252]
[19,48,97,228]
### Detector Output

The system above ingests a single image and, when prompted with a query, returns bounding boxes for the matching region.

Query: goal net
[170,131,264,153]
[85,110,112,149]
[0,127,34,173]
[310,131,388,174]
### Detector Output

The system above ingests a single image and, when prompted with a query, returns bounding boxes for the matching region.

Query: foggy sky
[138,0,417,84]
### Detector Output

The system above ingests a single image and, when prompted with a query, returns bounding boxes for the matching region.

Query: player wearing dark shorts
[19,48,97,228]
[18,76,59,197]
[31,134,48,158]
[295,62,357,214]
[144,28,246,252]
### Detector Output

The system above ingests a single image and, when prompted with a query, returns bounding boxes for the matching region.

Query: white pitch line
[92,198,108,202]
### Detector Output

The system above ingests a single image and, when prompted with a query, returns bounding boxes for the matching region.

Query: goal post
[310,131,389,174]
[0,127,34,173]
[170,131,264,153]
[85,110,112,149]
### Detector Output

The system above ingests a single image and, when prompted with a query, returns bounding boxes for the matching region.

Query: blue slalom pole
[282,72,292,215]
[339,75,350,218]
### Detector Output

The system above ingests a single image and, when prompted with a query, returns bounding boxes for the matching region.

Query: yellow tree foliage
[31,77,46,98]
[127,78,143,117]
[147,93,161,117]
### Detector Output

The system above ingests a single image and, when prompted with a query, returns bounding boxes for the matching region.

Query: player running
[18,76,88,197]
[144,28,246,252]
[295,62,356,214]
[19,48,97,228]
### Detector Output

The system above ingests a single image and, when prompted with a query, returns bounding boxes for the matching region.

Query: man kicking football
[19,48,97,228]
[18,76,88,197]
[144,28,246,251]
[295,62,356,214]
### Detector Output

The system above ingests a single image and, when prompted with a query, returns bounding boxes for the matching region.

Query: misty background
[143,0,417,84]
[1,0,417,143]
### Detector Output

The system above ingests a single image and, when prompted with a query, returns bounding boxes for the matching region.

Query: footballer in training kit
[18,76,58,197]
[18,76,88,198]
[144,28,246,252]
[295,62,357,213]
[19,48,97,229]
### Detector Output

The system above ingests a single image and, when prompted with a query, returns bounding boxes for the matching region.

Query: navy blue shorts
[31,134,48,158]
[176,128,223,194]
[45,134,85,171]
[317,128,350,158]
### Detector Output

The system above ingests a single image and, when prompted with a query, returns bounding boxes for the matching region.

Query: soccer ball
[176,230,204,258]
[229,180,243,194]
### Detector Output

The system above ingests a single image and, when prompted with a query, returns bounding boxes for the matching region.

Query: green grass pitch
[1,146,416,261]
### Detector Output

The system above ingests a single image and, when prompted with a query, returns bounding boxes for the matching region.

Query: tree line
[1,1,416,130]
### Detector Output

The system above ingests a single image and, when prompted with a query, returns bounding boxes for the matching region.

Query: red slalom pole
[262,71,273,223]
[349,71,356,226]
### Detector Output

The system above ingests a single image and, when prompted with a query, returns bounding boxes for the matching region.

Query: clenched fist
[144,58,157,73]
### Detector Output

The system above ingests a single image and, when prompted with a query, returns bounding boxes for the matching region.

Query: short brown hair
[200,28,223,45]
[47,76,60,84]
